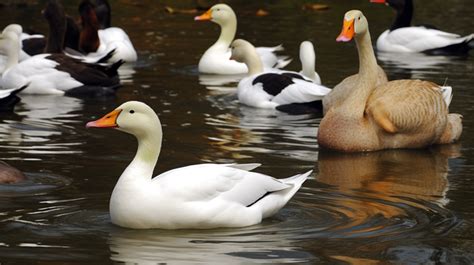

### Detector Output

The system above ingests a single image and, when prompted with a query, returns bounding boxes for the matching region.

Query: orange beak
[86,109,122,128]
[370,0,386,3]
[194,9,212,21]
[336,19,355,42]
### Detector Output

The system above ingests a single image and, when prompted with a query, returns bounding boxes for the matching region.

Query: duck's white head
[0,31,20,56]
[229,39,255,63]
[2,24,22,36]
[86,101,161,138]
[336,10,369,42]
[194,4,236,26]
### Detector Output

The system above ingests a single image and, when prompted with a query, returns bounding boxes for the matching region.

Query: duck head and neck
[79,0,101,53]
[43,0,67,54]
[371,0,413,30]
[299,41,317,81]
[86,101,163,183]
[229,39,263,76]
[335,10,379,117]
[195,4,237,50]
[0,31,21,72]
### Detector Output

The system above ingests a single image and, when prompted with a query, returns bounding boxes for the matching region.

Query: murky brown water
[0,0,473,264]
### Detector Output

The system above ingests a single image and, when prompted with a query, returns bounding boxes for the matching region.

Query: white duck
[298,41,321,84]
[371,0,474,55]
[78,0,137,63]
[86,101,311,229]
[230,39,331,114]
[195,4,290,75]
[0,31,123,96]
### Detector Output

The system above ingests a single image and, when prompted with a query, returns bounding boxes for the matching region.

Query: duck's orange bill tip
[86,109,122,128]
[370,0,386,3]
[194,9,212,21]
[336,19,355,42]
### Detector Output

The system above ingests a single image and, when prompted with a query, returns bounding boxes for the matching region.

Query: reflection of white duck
[195,4,290,74]
[371,0,474,55]
[230,39,330,114]
[87,101,311,229]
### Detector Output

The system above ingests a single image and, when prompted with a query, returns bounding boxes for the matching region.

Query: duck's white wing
[2,55,82,94]
[377,28,474,53]
[272,79,331,105]
[155,163,291,206]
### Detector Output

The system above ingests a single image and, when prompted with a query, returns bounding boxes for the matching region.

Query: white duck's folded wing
[155,164,292,206]
[272,78,331,105]
[377,28,474,53]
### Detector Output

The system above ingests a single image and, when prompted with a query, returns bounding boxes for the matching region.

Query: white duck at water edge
[195,3,291,75]
[86,101,311,229]
[230,39,331,114]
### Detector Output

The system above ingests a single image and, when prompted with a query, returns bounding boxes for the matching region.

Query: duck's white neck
[212,16,237,49]
[300,56,316,81]
[243,46,264,76]
[4,40,20,73]
[339,30,379,117]
[119,122,163,184]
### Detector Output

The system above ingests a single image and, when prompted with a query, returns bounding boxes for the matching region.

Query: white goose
[298,41,321,84]
[231,39,331,114]
[195,4,290,75]
[371,0,474,55]
[86,101,311,229]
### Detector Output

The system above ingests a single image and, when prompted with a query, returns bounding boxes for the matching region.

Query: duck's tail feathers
[275,56,292,69]
[96,48,117,64]
[440,85,453,107]
[268,44,285,52]
[255,170,312,219]
[105,59,125,76]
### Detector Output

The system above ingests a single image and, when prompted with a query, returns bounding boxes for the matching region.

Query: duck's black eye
[216,8,220,11]
[358,17,361,20]
[129,110,135,114]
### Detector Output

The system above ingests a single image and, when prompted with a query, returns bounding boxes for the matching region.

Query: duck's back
[366,79,448,147]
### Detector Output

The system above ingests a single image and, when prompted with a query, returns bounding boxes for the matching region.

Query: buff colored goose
[230,39,331,114]
[195,4,290,75]
[317,10,463,152]
[371,0,474,55]
[86,101,311,229]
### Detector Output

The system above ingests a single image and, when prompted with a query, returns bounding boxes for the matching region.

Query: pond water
[1,0,474,264]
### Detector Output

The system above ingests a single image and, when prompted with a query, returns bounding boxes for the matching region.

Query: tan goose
[317,10,463,152]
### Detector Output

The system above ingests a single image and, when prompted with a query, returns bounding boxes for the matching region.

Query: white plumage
[86,101,311,229]
[377,28,474,53]
[231,39,330,111]
[195,4,290,75]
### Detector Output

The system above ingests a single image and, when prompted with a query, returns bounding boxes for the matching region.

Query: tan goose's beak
[336,19,355,42]
[194,9,212,21]
[86,109,122,128]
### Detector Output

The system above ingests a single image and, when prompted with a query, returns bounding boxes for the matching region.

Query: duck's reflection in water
[376,51,467,80]
[0,95,84,158]
[315,145,460,264]
[108,228,313,264]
